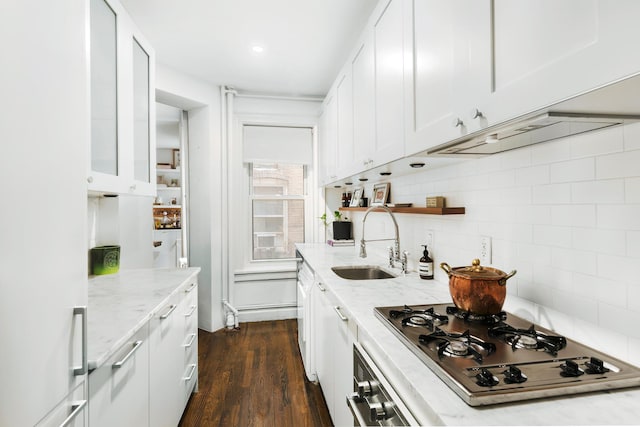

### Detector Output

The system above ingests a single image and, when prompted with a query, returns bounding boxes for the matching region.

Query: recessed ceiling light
[252,45,264,53]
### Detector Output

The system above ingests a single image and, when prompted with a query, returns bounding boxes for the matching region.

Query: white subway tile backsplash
[597,254,638,283]
[514,165,550,186]
[569,125,623,158]
[514,205,552,225]
[573,272,627,308]
[533,224,572,248]
[550,157,595,183]
[571,179,625,204]
[596,149,640,180]
[533,183,571,204]
[626,283,640,312]
[571,228,626,256]
[551,247,597,276]
[598,303,640,339]
[627,231,640,257]
[623,120,640,151]
[531,138,572,165]
[551,205,596,227]
[625,177,640,203]
[551,289,598,324]
[598,205,640,230]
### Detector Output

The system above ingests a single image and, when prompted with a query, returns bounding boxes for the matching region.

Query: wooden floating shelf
[339,206,465,215]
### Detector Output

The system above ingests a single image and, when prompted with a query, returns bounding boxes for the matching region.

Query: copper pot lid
[442,259,516,281]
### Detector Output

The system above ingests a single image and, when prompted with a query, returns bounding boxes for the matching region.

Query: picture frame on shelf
[349,187,364,207]
[371,183,390,206]
[172,149,181,169]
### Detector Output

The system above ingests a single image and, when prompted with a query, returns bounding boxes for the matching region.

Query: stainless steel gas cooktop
[375,303,640,406]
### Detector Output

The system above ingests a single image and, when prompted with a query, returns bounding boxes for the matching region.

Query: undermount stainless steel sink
[331,265,396,280]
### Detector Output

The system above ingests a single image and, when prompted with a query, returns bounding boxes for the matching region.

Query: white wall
[155,64,224,332]
[343,121,640,367]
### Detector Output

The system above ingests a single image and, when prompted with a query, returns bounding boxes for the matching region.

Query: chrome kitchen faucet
[359,205,408,274]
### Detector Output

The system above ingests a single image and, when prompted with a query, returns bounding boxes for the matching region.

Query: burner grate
[446,306,506,324]
[419,328,496,363]
[488,323,567,355]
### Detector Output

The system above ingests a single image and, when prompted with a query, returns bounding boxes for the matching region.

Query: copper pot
[440,259,516,315]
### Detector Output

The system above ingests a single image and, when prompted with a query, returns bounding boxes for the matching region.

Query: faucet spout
[359,205,401,263]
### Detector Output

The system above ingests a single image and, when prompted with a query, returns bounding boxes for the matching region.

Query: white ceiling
[120,0,378,97]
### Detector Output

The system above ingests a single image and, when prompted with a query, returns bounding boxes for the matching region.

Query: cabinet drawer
[89,324,149,427]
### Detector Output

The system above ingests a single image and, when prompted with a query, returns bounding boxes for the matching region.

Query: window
[250,163,305,260]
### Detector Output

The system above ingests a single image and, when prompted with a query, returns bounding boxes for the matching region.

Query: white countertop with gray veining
[87,267,200,370]
[296,243,640,426]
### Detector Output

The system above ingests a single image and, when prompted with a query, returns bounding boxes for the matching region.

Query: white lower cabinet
[89,280,198,427]
[89,325,150,427]
[313,282,356,426]
[150,281,199,427]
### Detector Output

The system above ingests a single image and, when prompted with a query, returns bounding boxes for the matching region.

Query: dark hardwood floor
[178,319,333,427]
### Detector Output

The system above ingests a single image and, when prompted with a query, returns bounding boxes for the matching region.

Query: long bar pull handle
[346,393,368,427]
[184,305,197,317]
[112,340,143,369]
[184,283,196,293]
[160,304,177,319]
[58,399,87,427]
[334,306,348,321]
[183,333,197,348]
[73,306,87,376]
[183,364,197,381]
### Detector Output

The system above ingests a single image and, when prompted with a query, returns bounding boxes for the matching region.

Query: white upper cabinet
[89,0,156,196]
[484,0,640,125]
[352,38,376,172]
[336,71,355,176]
[318,93,338,185]
[373,0,406,164]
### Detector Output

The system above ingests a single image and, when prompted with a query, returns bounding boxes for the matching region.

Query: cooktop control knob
[560,359,585,377]
[357,380,379,398]
[476,368,499,387]
[503,365,527,384]
[585,357,610,375]
[367,400,394,421]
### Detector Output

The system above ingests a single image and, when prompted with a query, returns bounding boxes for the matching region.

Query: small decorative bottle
[419,245,434,280]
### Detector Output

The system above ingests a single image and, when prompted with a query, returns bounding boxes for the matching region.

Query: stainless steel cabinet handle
[183,364,197,381]
[346,393,368,427]
[184,305,197,317]
[73,306,87,376]
[112,340,143,369]
[183,333,197,348]
[58,399,87,427]
[160,304,177,319]
[317,283,326,292]
[334,306,348,321]
[184,283,196,293]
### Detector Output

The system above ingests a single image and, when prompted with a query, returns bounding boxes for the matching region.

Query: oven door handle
[346,392,369,427]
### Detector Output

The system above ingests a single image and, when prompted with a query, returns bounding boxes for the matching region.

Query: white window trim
[230,115,318,274]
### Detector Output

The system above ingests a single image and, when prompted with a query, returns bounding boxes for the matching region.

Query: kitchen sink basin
[331,265,396,280]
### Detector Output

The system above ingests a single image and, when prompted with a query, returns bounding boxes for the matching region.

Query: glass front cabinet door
[89,0,156,196]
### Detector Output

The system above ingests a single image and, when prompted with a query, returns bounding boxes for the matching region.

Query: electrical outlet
[479,236,492,264]
[425,230,434,249]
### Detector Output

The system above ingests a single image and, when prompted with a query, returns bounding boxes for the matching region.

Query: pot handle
[498,269,517,286]
[440,262,452,277]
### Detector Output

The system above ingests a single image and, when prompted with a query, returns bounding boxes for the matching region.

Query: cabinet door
[313,283,335,419]
[404,0,465,156]
[352,37,376,170]
[373,0,405,164]
[336,72,354,177]
[88,0,156,196]
[89,325,150,427]
[332,306,356,427]
[1,1,88,425]
[319,94,338,185]
[485,0,640,126]
[149,296,184,427]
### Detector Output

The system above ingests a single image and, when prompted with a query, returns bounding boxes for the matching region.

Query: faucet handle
[388,246,394,268]
[401,251,410,274]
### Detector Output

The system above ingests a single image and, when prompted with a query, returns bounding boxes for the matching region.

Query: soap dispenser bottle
[419,245,434,280]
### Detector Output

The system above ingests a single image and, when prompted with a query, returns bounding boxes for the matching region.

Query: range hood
[428,74,640,157]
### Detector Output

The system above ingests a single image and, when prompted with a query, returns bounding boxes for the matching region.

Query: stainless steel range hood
[428,74,640,157]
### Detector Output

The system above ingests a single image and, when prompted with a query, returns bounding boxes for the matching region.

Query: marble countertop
[87,267,200,370]
[296,243,640,426]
